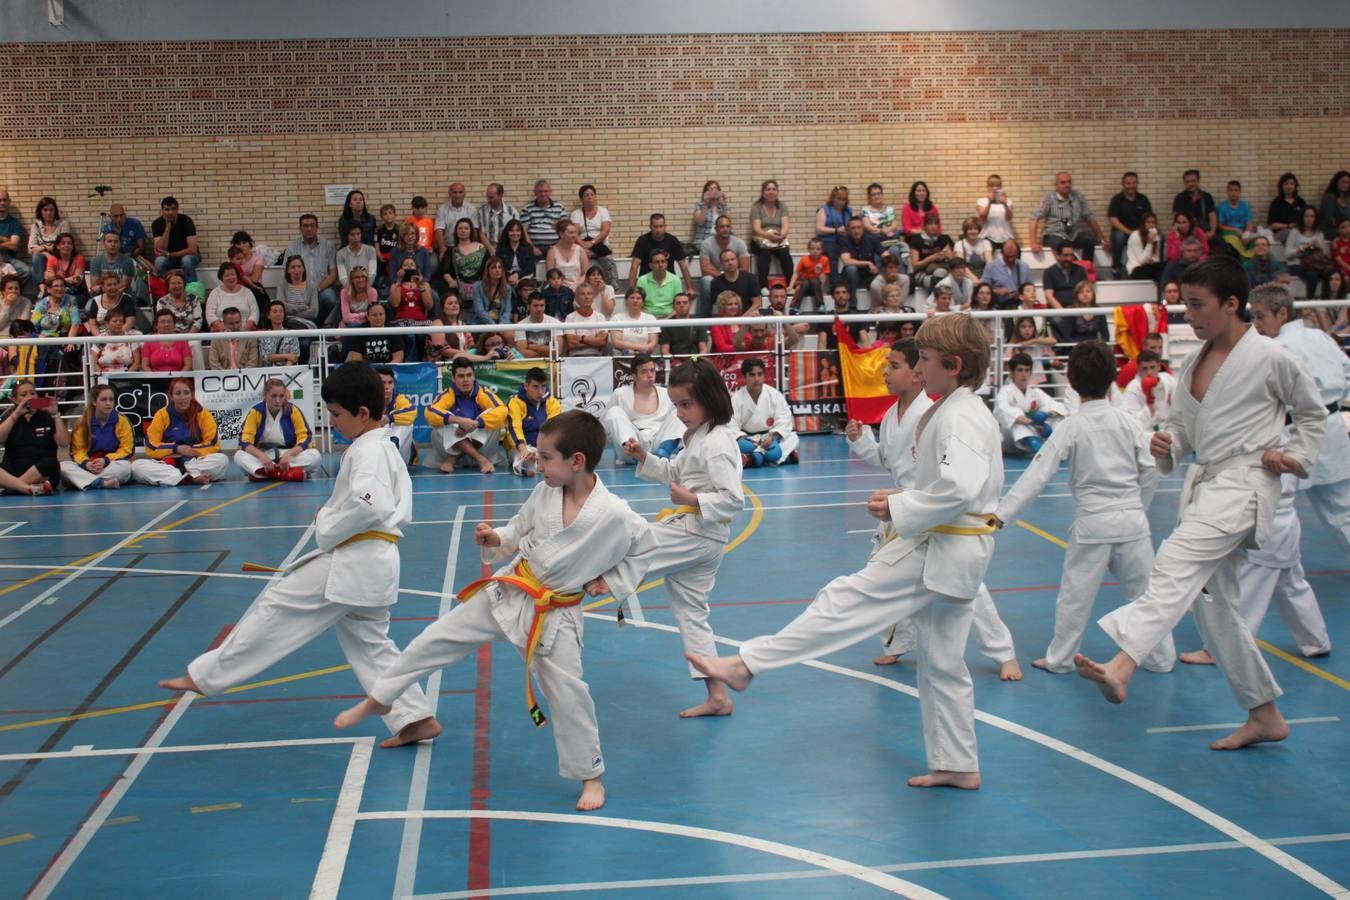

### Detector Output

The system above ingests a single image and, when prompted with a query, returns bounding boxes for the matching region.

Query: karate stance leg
[368,595,506,707]
[913,592,978,775]
[1265,561,1332,657]
[1305,478,1350,553]
[1042,540,1112,673]
[528,615,604,782]
[333,606,435,735]
[1111,537,1175,673]
[968,583,1019,677]
[1190,556,1283,712]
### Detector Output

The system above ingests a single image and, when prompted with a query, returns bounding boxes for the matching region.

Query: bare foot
[439,459,457,473]
[158,674,201,693]
[576,777,605,811]
[102,477,121,489]
[1074,652,1131,704]
[1031,658,1050,671]
[1211,705,1289,751]
[908,770,981,790]
[478,460,495,475]
[379,716,442,749]
[1179,649,1215,665]
[679,696,734,718]
[334,697,392,730]
[873,653,902,666]
[1000,659,1023,681]
[685,653,753,692]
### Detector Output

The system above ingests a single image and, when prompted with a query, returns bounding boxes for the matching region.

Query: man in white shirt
[433,182,477,255]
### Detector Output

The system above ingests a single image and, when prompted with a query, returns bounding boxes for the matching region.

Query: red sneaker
[282,467,306,482]
[29,480,53,496]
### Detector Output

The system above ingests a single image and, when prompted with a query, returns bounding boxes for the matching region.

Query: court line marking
[0,501,186,631]
[0,736,369,762]
[0,522,25,536]
[1147,716,1339,734]
[355,809,944,899]
[189,802,241,814]
[393,505,466,900]
[312,739,376,900]
[0,832,36,847]
[590,614,1348,897]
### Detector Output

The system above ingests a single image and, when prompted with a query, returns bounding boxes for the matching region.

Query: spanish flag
[833,317,892,424]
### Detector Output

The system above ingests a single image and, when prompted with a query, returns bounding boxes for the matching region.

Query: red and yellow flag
[833,317,893,424]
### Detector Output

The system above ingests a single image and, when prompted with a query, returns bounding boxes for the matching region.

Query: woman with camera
[0,380,67,495]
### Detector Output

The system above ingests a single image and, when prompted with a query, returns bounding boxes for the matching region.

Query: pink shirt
[144,340,192,372]
[902,203,940,235]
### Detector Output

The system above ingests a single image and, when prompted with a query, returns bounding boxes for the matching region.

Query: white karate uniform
[995,399,1175,673]
[849,392,1016,665]
[59,458,133,490]
[389,424,414,464]
[741,387,1002,773]
[1274,319,1350,552]
[1119,371,1177,432]
[1097,327,1325,712]
[636,422,745,678]
[185,428,433,736]
[130,453,230,485]
[994,382,1067,449]
[232,408,323,477]
[1236,473,1331,657]
[731,384,800,462]
[602,384,682,463]
[368,478,657,780]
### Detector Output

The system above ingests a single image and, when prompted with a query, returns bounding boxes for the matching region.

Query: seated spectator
[1244,236,1285,288]
[514,294,562,359]
[980,239,1032,304]
[563,283,608,356]
[710,290,750,353]
[0,380,66,494]
[1333,218,1350,281]
[495,219,535,288]
[91,309,140,373]
[285,214,339,326]
[470,256,514,331]
[659,292,709,357]
[602,352,681,462]
[336,223,378,289]
[583,265,617,317]
[85,272,135,334]
[692,179,729,248]
[860,182,899,242]
[339,266,376,328]
[925,283,956,318]
[208,307,261,370]
[901,181,939,236]
[278,255,319,327]
[732,357,799,467]
[951,218,993,277]
[206,263,259,331]
[609,287,660,355]
[389,221,436,290]
[1286,206,1332,297]
[976,174,1016,246]
[699,214,750,312]
[1029,171,1107,257]
[741,320,774,353]
[502,366,562,477]
[338,189,376,245]
[762,282,808,350]
[1119,349,1175,433]
[749,179,793,283]
[0,189,31,295]
[1216,180,1255,256]
[628,213,692,294]
[540,267,574,320]
[521,179,566,260]
[345,303,403,364]
[424,291,473,361]
[1172,169,1219,250]
[1004,281,1051,341]
[41,233,85,302]
[151,196,200,283]
[432,183,476,255]
[637,249,685,318]
[1006,315,1055,382]
[389,261,433,360]
[425,357,508,473]
[1267,173,1307,239]
[140,309,193,372]
[788,237,831,312]
[131,377,229,485]
[1051,281,1111,351]
[477,183,519,253]
[28,196,70,287]
[1126,213,1164,281]
[1042,244,1089,307]
[995,352,1066,453]
[258,300,301,366]
[156,270,204,334]
[569,184,614,286]
[60,383,134,491]
[814,186,853,270]
[229,231,267,296]
[907,212,954,291]
[935,257,976,308]
[708,247,760,315]
[88,231,137,299]
[546,219,589,292]
[234,378,321,481]
[1319,170,1350,239]
[967,282,997,340]
[406,196,435,250]
[378,366,418,465]
[838,216,883,300]
[31,277,80,375]
[1160,236,1205,292]
[227,244,269,310]
[868,253,910,309]
[1164,211,1209,263]
[1107,172,1153,275]
[2,318,38,377]
[99,202,148,260]
[437,218,488,297]
[374,203,400,284]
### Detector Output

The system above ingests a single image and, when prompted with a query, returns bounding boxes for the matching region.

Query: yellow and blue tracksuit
[144,406,220,459]
[504,385,562,450]
[425,380,509,433]
[73,413,134,467]
[239,401,313,451]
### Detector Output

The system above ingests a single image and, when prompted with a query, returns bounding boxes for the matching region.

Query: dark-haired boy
[337,410,658,811]
[160,361,437,748]
[1119,348,1175,431]
[425,358,508,474]
[996,341,1175,675]
[507,367,563,476]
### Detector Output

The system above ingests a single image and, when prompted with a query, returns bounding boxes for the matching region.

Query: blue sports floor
[0,436,1347,898]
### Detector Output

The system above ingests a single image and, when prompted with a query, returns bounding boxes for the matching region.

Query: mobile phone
[28,396,52,410]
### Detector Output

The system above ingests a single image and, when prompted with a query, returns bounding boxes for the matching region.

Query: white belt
[1182,450,1267,507]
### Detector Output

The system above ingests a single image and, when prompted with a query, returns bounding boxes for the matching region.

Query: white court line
[409,832,1350,897]
[312,739,376,900]
[392,505,466,900]
[24,523,317,899]
[0,499,187,632]
[588,614,1348,898]
[1147,716,1340,735]
[356,809,944,899]
[0,522,26,536]
[0,736,367,763]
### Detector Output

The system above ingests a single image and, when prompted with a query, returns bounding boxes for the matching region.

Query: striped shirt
[520,200,566,252]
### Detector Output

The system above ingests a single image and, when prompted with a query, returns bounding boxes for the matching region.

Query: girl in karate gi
[233,378,322,481]
[161,362,435,749]
[690,314,1005,789]
[60,384,134,490]
[336,410,658,811]
[602,352,682,462]
[131,378,230,486]
[623,358,745,718]
[731,357,799,467]
[994,352,1067,453]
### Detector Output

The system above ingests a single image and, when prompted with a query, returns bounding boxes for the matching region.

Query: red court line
[467,491,493,895]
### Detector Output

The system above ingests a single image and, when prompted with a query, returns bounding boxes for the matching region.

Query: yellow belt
[240,530,399,573]
[456,558,584,728]
[874,513,997,554]
[655,504,700,522]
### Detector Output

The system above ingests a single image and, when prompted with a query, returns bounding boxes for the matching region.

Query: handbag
[1299,246,1335,274]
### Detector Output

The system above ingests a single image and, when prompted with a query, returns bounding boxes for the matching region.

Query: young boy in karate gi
[731,357,800,467]
[159,362,437,748]
[995,341,1176,674]
[425,357,508,474]
[848,339,1021,680]
[336,410,657,811]
[1076,257,1326,750]
[691,314,1005,789]
[1119,349,1175,432]
[995,353,1067,454]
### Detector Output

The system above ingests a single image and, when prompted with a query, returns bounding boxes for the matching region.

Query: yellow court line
[1017,518,1350,694]
[0,482,284,598]
[189,802,241,814]
[583,484,764,612]
[103,816,139,827]
[0,832,35,847]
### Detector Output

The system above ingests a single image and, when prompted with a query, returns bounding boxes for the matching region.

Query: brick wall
[2,31,1347,260]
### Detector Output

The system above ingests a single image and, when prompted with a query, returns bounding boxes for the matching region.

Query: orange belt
[456,558,584,728]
